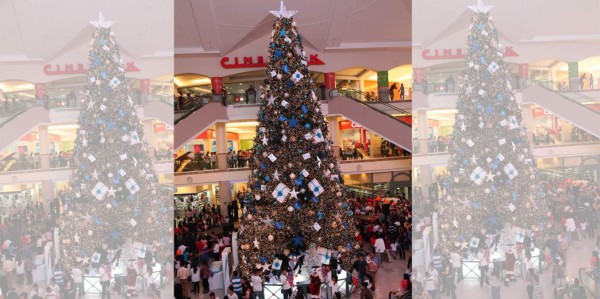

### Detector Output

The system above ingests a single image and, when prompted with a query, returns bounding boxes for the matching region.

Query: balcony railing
[412,137,600,155]
[0,94,172,127]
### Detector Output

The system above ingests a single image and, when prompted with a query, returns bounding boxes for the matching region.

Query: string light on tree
[236,2,359,276]
[436,0,551,253]
[59,12,172,269]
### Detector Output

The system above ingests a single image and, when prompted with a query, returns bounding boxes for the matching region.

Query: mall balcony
[0,91,174,151]
[412,73,600,137]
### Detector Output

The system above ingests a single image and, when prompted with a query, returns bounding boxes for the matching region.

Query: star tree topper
[468,0,494,13]
[270,1,297,18]
[90,12,114,28]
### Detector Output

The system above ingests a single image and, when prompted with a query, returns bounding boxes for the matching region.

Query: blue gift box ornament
[274,221,284,230]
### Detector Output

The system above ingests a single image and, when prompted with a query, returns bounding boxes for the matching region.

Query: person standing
[489,267,501,299]
[71,263,84,297]
[14,258,23,287]
[251,269,264,299]
[580,73,587,90]
[590,74,595,89]
[100,262,112,299]
[532,274,544,299]
[200,261,211,294]
[353,255,368,284]
[389,83,398,100]
[399,83,406,100]
[177,261,189,299]
[279,268,292,299]
[569,278,587,299]
[478,248,490,287]
[3,256,14,291]
[525,268,535,299]
[309,268,321,299]
[191,264,201,295]
[450,251,463,283]
[359,282,374,299]
[504,247,516,285]
[245,85,256,104]
[231,271,243,299]
[221,87,228,106]
[227,286,239,299]
[374,234,386,269]
[443,260,456,299]
[423,271,437,299]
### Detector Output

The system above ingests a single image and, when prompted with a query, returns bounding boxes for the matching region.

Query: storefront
[342,171,411,199]
[177,130,255,157]
[0,184,40,215]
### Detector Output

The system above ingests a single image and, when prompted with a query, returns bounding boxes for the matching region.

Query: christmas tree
[59,13,172,268]
[436,1,550,252]
[236,2,359,276]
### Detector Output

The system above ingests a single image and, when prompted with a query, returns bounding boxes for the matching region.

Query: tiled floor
[185,253,410,299]
[450,234,597,298]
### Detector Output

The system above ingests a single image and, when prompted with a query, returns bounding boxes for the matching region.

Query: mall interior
[0,0,599,297]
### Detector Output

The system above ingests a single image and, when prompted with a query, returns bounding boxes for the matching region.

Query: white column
[327,116,341,158]
[419,165,433,189]
[417,110,429,154]
[143,119,156,159]
[358,80,365,93]
[215,122,228,170]
[41,180,54,213]
[39,125,50,169]
[218,181,232,218]
[521,104,534,143]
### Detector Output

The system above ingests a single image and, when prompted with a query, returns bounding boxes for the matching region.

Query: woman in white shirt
[15,257,24,287]
[374,235,386,269]
[190,264,201,294]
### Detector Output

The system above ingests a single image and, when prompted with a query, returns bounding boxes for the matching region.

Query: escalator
[0,106,50,150]
[174,102,228,149]
[328,94,412,151]
[337,88,412,121]
[579,267,597,298]
[524,80,600,137]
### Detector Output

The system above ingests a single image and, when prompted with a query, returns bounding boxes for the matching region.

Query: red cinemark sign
[43,62,141,75]
[221,54,325,69]
[339,120,362,130]
[422,47,518,60]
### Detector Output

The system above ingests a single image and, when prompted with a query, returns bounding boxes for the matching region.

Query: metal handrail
[530,79,600,106]
[579,267,597,297]
[329,89,412,127]
[336,88,412,116]
[174,96,213,125]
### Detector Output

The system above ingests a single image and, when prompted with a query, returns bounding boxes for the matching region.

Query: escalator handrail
[329,89,411,127]
[337,88,413,116]
[174,96,212,125]
[528,80,600,115]
[531,79,600,105]
[330,89,412,127]
[0,103,30,128]
[579,266,597,297]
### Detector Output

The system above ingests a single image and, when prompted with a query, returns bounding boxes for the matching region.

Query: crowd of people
[227,151,254,169]
[172,190,413,299]
[413,176,600,299]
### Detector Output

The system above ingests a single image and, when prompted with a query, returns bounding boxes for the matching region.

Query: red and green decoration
[236,2,359,276]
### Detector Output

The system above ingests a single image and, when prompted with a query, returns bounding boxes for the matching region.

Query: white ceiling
[175,0,412,55]
[414,0,600,47]
[0,0,173,62]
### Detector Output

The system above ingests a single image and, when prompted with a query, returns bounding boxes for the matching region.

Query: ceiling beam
[323,0,353,50]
